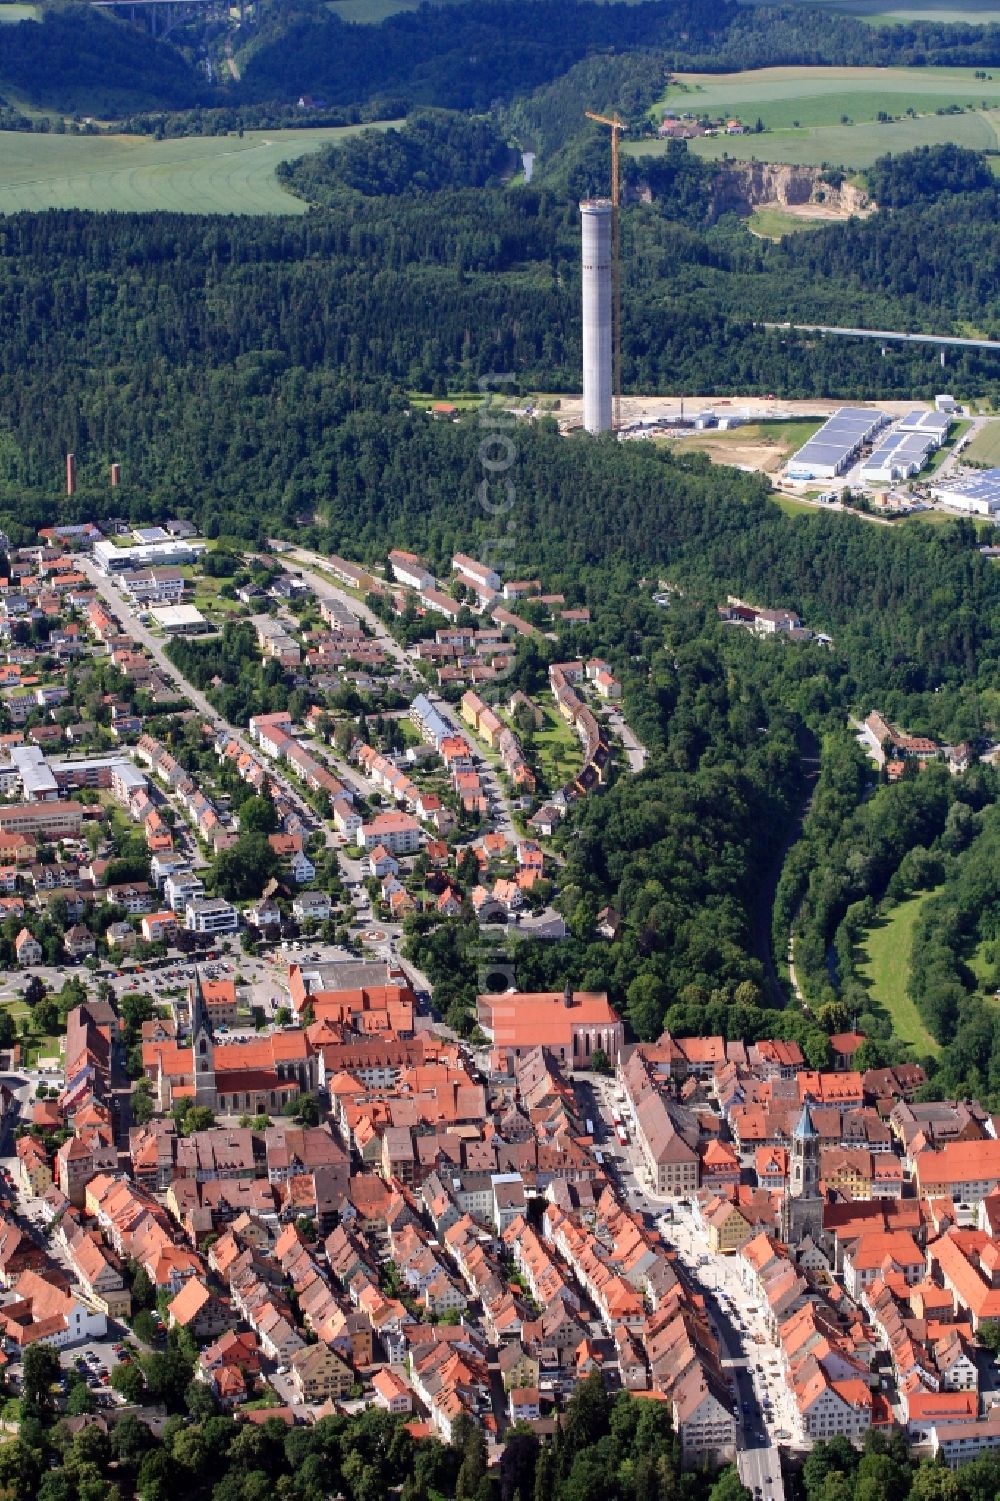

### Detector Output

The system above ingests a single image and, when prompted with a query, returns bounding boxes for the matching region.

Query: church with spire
[781,1101,824,1247]
[190,969,218,1112]
[146,969,316,1116]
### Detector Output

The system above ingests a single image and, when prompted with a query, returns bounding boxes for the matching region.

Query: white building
[149,604,208,635]
[164,872,205,914]
[930,470,1000,517]
[185,898,238,935]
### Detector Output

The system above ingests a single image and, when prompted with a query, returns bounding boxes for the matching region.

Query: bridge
[91,0,233,38]
[762,321,1000,355]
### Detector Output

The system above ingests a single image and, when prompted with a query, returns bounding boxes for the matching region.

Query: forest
[15,1,1000,120]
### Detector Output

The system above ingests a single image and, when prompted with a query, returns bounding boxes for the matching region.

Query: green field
[0,4,39,20]
[631,66,1000,170]
[534,702,582,789]
[749,206,836,237]
[771,492,822,516]
[0,125,396,215]
[857,892,941,1057]
[964,420,1000,467]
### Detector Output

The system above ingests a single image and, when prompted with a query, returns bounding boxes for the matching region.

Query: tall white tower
[580,199,613,435]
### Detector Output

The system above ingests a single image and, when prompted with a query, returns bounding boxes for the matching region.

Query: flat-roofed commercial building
[0,800,86,838]
[786,407,889,481]
[150,604,209,635]
[931,468,1000,517]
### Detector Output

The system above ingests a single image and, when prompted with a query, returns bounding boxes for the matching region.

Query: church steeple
[790,1101,820,1200]
[190,968,217,1110]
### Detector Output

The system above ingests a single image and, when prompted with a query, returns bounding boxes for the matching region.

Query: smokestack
[580,200,613,434]
[563,981,573,1008]
[66,453,76,496]
[110,463,121,488]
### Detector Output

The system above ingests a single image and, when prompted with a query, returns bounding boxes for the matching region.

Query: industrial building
[930,469,1000,517]
[94,539,203,574]
[580,200,613,435]
[149,604,209,635]
[786,407,889,481]
[861,410,952,485]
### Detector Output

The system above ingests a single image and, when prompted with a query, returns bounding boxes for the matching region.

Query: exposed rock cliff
[709,161,873,221]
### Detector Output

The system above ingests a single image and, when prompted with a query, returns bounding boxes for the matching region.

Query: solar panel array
[787,407,889,478]
[932,469,1000,512]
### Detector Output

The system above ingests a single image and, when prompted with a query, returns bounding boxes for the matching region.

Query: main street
[582,1073,791,1501]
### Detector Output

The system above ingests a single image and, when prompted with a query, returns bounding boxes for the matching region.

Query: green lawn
[189,574,246,621]
[770,493,820,516]
[749,206,837,238]
[534,702,582,789]
[0,124,398,215]
[857,892,941,1057]
[965,420,1000,467]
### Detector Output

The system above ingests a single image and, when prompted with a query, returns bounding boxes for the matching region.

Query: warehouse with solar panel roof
[785,407,889,482]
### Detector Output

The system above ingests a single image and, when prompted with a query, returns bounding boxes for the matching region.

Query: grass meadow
[0,124,395,215]
[856,892,941,1057]
[965,420,1000,467]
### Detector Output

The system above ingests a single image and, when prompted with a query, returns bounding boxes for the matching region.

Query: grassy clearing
[659,417,825,474]
[408,392,496,412]
[965,419,1000,467]
[770,493,821,516]
[190,576,246,621]
[749,206,837,238]
[901,507,965,525]
[0,124,397,215]
[534,702,581,790]
[856,892,941,1057]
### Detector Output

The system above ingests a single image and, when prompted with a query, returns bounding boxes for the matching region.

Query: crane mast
[584,110,624,431]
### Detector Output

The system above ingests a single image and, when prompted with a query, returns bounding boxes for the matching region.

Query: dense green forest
[904,802,1000,1101]
[2,148,1000,531]
[15,1,1000,120]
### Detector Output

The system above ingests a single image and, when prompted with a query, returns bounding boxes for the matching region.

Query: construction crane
[585,110,625,430]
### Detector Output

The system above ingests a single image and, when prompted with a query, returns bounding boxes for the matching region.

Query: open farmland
[0,124,395,214]
[632,66,1000,170]
[964,419,1000,467]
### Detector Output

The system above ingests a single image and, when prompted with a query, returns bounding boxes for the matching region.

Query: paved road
[931,414,987,483]
[763,321,1000,354]
[79,559,320,830]
[583,1075,795,1486]
[278,545,416,680]
[605,708,648,774]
